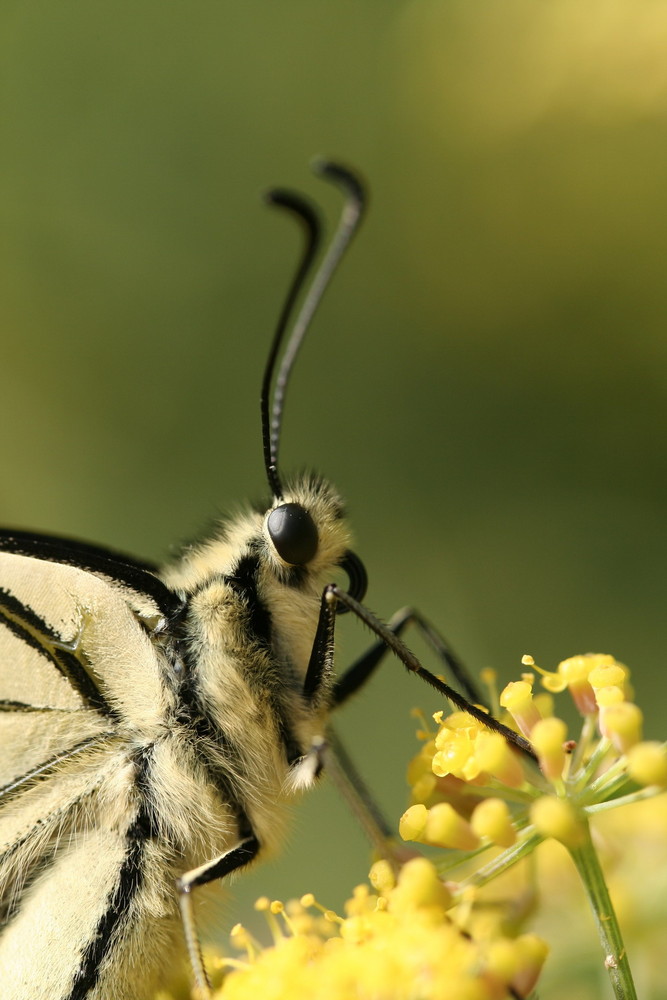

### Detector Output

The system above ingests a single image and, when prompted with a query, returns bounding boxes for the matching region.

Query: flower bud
[425,802,480,850]
[530,796,585,848]
[601,701,643,753]
[531,716,568,781]
[627,741,667,787]
[471,797,516,848]
[399,803,428,842]
[500,680,541,737]
[474,731,525,788]
[389,857,451,913]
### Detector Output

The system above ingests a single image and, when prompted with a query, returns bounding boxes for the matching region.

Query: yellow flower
[626,741,667,787]
[431,712,525,789]
[470,798,517,849]
[398,652,664,1000]
[499,680,541,737]
[530,797,585,849]
[211,859,546,1000]
[522,652,628,716]
[530,717,568,781]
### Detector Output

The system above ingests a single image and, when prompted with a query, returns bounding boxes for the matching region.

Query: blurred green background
[2,1,667,994]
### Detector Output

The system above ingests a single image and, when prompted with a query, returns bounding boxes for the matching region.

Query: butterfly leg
[333,604,485,708]
[305,586,535,758]
[177,834,260,999]
[331,587,534,757]
[300,588,531,886]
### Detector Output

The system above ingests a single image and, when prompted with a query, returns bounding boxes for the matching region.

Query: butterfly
[0,161,534,1000]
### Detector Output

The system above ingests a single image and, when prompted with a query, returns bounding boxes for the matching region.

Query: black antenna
[261,161,367,499]
[260,192,321,500]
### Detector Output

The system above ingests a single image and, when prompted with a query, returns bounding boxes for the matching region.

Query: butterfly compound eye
[267,503,319,565]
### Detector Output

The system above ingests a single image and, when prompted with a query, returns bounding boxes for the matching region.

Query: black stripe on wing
[0,781,101,927]
[0,734,113,805]
[0,587,115,717]
[0,528,183,621]
[0,700,77,712]
[66,753,155,1000]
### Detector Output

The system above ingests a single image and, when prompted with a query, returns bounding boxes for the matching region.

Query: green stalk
[453,829,543,892]
[567,818,637,1000]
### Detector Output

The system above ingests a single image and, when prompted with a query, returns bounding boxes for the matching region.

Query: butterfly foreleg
[332,604,485,708]
[327,588,536,760]
[177,833,260,999]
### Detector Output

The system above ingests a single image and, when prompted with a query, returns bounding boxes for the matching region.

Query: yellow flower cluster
[155,652,664,1000]
[213,858,546,1000]
[402,654,666,857]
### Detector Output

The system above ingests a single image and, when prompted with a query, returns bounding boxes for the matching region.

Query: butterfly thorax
[156,474,352,856]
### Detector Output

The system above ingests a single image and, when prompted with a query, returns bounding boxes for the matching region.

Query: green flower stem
[583,754,628,800]
[571,735,613,795]
[453,829,543,892]
[585,785,660,814]
[569,714,598,776]
[567,819,637,1000]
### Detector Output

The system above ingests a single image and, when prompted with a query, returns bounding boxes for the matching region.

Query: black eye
[267,503,318,565]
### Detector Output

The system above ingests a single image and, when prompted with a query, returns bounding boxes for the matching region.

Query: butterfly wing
[0,541,185,1000]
